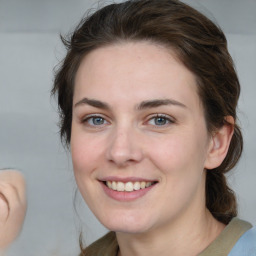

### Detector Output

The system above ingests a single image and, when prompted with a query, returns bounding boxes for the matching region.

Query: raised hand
[0,170,27,251]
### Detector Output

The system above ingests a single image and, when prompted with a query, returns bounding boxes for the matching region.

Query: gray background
[0,0,255,255]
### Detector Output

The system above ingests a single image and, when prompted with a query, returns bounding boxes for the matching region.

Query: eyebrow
[74,98,110,110]
[136,99,187,110]
[74,98,186,110]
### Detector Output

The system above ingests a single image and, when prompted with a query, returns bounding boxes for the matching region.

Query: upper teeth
[106,181,154,192]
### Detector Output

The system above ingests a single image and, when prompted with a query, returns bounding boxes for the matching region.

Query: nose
[106,126,143,167]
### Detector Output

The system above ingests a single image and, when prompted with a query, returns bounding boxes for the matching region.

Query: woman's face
[71,42,213,234]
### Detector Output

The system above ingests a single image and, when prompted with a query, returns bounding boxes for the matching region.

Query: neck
[116,210,225,256]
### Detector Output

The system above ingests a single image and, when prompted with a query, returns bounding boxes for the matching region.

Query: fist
[0,170,27,249]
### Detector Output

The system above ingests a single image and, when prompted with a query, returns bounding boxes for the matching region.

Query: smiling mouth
[103,180,158,192]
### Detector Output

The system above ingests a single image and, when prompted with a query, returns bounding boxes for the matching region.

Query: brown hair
[52,0,242,252]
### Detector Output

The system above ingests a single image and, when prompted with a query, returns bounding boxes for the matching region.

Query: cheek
[149,130,208,177]
[70,128,106,177]
[71,131,93,175]
[149,134,187,163]
[71,135,98,199]
[149,134,207,213]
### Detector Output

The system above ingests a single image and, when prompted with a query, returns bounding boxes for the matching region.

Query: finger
[0,193,9,222]
[0,170,26,202]
[0,170,27,249]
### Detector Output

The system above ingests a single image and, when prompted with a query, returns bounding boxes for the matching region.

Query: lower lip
[101,182,156,202]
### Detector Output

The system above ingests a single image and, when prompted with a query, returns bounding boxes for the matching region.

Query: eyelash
[82,115,109,127]
[81,114,175,128]
[146,114,175,127]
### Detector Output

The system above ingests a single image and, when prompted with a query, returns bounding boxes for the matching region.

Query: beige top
[82,218,252,256]
[199,218,252,256]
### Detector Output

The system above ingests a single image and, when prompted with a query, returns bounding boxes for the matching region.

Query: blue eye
[93,117,105,125]
[148,115,173,126]
[83,116,107,126]
[154,116,168,125]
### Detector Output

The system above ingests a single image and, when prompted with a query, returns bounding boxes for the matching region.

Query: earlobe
[205,116,234,170]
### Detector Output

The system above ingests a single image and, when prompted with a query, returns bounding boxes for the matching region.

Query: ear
[204,116,234,170]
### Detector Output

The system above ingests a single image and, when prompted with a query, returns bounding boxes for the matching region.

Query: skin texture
[71,42,233,256]
[0,170,26,252]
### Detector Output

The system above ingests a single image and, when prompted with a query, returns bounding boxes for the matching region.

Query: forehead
[74,41,201,110]
[76,41,185,81]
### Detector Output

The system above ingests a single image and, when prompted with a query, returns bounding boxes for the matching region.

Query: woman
[52,0,256,255]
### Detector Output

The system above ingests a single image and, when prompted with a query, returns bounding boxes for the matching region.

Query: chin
[98,212,154,234]
[108,224,151,234]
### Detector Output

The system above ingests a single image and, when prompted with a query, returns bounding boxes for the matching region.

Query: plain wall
[0,0,255,255]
